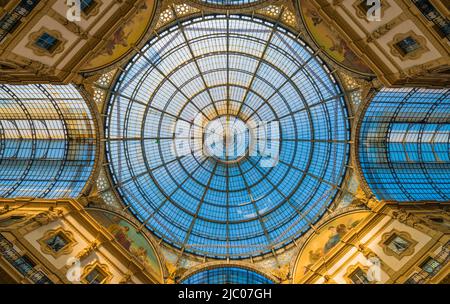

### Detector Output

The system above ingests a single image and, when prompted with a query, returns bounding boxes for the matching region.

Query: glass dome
[181,267,273,284]
[105,15,350,258]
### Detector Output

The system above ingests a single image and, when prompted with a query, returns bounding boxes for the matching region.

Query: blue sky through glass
[181,267,273,284]
[359,88,450,202]
[105,15,350,258]
[0,84,96,198]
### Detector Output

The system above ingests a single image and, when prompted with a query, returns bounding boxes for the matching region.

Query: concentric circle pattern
[105,15,350,258]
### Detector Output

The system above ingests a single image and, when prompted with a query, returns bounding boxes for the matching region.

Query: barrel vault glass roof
[105,15,350,259]
[0,84,96,199]
[181,267,274,284]
[359,88,450,202]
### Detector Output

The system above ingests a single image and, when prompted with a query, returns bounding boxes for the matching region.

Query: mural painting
[293,210,370,282]
[82,0,157,72]
[299,0,373,75]
[88,209,163,281]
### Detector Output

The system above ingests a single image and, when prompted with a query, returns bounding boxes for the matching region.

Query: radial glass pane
[105,15,350,258]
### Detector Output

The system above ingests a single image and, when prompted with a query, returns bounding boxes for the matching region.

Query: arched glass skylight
[0,84,96,198]
[359,88,450,202]
[105,15,350,258]
[181,267,274,284]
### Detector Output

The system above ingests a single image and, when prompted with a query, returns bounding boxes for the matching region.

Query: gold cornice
[351,84,380,200]
[0,198,164,283]
[291,206,371,282]
[295,202,449,283]
[184,0,283,13]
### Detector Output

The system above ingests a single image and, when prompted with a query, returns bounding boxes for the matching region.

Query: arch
[180,264,275,284]
[292,208,370,283]
[86,207,166,283]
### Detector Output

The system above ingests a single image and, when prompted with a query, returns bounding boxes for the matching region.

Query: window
[39,229,77,258]
[349,267,370,284]
[83,266,109,284]
[80,0,98,15]
[429,217,444,224]
[0,0,39,43]
[13,255,36,276]
[0,215,26,227]
[357,0,383,14]
[34,32,60,52]
[380,230,417,259]
[421,257,441,276]
[412,0,450,41]
[45,232,69,253]
[395,36,421,55]
[404,277,418,284]
[385,234,410,255]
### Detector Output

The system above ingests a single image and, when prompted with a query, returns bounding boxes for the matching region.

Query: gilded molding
[26,28,67,57]
[379,229,418,260]
[352,0,391,21]
[388,30,430,61]
[343,262,370,284]
[81,261,113,284]
[81,0,103,20]
[38,228,78,259]
[76,240,100,260]
[366,13,407,43]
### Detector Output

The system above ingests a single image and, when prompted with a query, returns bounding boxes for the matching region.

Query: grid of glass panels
[359,88,450,202]
[0,84,96,199]
[105,15,350,258]
[181,267,273,284]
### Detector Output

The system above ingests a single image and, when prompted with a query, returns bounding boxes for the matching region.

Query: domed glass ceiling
[105,15,350,259]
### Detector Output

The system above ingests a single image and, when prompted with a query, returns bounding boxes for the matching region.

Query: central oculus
[204,116,250,163]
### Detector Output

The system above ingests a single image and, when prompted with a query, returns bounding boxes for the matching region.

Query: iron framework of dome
[0,84,96,199]
[105,15,350,259]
